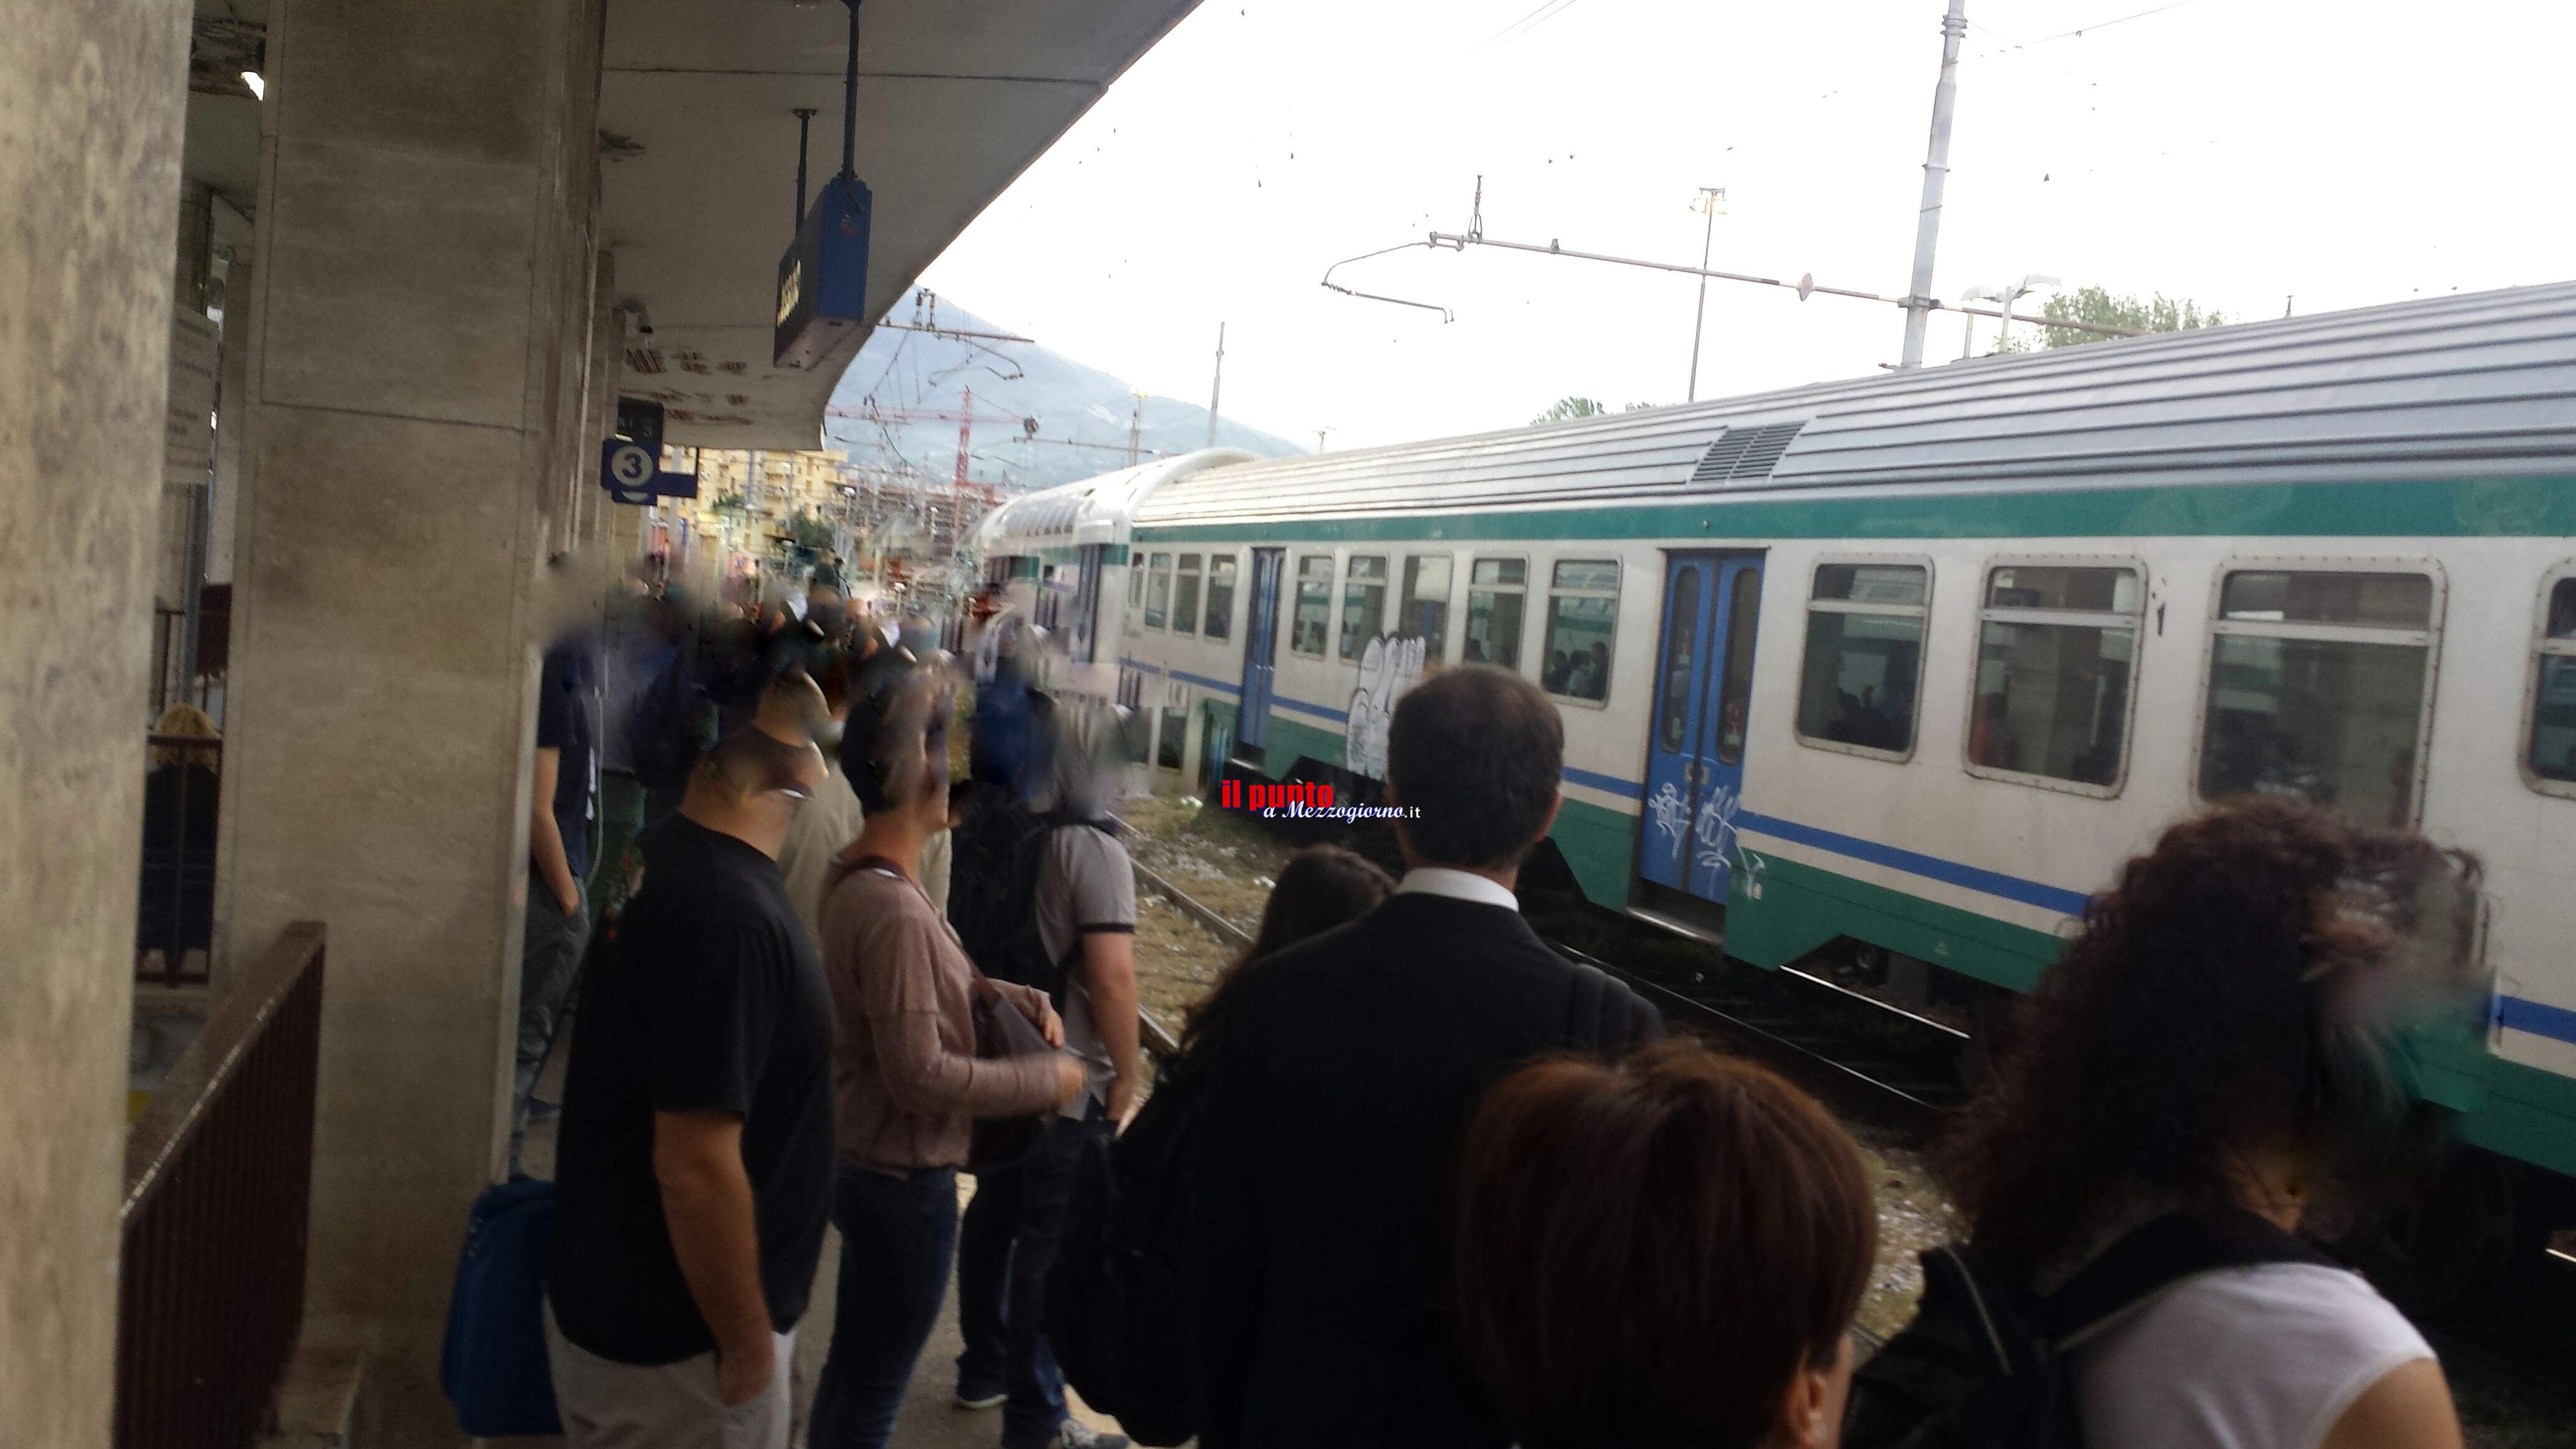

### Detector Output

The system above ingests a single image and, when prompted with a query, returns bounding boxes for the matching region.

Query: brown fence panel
[117,922,326,1449]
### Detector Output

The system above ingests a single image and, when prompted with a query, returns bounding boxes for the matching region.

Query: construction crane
[825,396,1172,462]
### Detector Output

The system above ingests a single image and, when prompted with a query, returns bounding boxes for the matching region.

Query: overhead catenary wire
[1468,0,1584,52]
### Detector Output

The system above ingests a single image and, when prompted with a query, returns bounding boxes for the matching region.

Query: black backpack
[1045,957,1657,1447]
[1842,1209,2334,1449]
[1046,1063,1208,1447]
[947,781,1113,1001]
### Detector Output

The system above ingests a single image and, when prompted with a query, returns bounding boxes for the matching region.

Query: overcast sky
[918,0,2576,452]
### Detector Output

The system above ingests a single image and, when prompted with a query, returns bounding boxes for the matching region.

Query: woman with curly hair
[1936,796,2484,1449]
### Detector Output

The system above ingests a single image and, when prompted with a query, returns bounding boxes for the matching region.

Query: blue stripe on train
[2499,995,2576,1046]
[1736,811,2097,917]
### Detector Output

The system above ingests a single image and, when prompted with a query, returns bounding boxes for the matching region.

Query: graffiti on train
[1345,633,1428,779]
[1647,779,1743,880]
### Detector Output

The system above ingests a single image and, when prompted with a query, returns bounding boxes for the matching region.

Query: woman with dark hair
[1451,1042,1877,1449]
[1048,844,1393,1443]
[808,668,1088,1449]
[1935,796,2483,1449]
[1177,844,1397,1068]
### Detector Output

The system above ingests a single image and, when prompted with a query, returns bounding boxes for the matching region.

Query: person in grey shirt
[952,728,1138,1449]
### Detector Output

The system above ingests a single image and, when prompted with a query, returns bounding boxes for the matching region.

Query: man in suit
[1193,666,1659,1449]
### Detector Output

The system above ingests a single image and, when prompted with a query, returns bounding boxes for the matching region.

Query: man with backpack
[1190,666,1658,1449]
[950,716,1139,1449]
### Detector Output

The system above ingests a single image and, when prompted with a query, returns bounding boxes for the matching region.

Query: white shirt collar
[1394,867,1521,912]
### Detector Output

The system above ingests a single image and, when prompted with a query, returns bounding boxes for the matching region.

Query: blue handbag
[440,1176,563,1437]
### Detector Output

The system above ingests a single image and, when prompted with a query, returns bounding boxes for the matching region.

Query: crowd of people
[505,565,2489,1449]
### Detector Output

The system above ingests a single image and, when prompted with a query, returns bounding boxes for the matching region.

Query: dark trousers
[508,877,588,1172]
[957,1110,1108,1449]
[810,1164,960,1449]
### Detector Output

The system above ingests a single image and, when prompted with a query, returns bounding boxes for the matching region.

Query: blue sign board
[774,175,873,369]
[600,437,696,506]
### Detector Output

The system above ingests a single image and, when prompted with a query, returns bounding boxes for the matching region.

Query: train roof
[1133,281,2576,529]
[978,447,1257,550]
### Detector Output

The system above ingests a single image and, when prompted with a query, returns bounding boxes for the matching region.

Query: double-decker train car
[1077,283,2576,1259]
[973,449,1252,704]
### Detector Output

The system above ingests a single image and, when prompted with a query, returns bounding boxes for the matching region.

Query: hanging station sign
[773,174,872,370]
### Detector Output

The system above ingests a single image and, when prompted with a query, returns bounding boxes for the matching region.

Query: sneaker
[1051,1420,1130,1449]
[952,1380,1005,1411]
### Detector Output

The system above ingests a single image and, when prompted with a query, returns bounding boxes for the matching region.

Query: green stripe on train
[1134,476,2576,546]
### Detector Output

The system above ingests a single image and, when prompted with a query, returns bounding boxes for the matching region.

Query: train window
[2197,566,2439,827]
[1340,555,1388,661]
[1172,554,1203,635]
[1205,555,1237,642]
[1037,565,1063,632]
[1464,557,1527,670]
[1128,557,1146,612]
[2524,575,2576,792]
[1291,554,1334,656]
[1657,567,1704,751]
[1399,554,1454,660]
[1143,552,1173,631]
[1967,564,2143,793]
[1714,565,1762,766]
[1795,561,1930,758]
[1541,559,1619,703]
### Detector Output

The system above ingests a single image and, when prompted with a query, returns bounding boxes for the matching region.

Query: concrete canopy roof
[601,0,1199,451]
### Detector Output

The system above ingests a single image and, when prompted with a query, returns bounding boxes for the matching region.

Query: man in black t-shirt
[510,633,598,1173]
[544,680,834,1449]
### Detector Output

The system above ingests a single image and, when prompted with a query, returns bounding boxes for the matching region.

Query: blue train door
[1237,547,1285,754]
[1640,553,1764,905]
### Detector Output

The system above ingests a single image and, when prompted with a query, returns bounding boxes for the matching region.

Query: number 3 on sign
[608,443,654,488]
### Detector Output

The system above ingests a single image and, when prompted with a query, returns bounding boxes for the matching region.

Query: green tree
[1533,396,1609,424]
[788,512,834,552]
[2025,286,2225,351]
[710,488,749,517]
[1532,396,1656,423]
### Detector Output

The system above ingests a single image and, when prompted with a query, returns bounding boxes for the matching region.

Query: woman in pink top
[808,667,1084,1449]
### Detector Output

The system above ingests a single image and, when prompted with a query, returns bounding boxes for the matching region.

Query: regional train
[977,283,2576,1282]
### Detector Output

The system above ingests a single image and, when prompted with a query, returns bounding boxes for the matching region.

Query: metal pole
[1994,284,2016,351]
[840,0,860,181]
[1899,0,1969,369]
[1687,188,1720,401]
[1207,322,1225,450]
[793,107,816,227]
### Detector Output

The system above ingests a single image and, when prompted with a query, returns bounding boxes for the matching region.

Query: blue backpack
[440,1177,562,1438]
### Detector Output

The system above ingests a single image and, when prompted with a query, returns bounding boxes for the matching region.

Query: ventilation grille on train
[1689,421,1807,485]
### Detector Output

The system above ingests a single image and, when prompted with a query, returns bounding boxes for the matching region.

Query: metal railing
[137,735,222,985]
[118,922,327,1449]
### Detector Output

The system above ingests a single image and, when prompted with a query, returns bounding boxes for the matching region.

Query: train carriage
[1068,283,2576,1231]
[973,447,1254,705]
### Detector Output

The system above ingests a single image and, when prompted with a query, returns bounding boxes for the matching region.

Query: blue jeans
[809,1164,960,1449]
[956,1110,1108,1449]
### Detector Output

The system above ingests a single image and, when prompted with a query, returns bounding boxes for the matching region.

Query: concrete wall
[0,3,195,1445]
[214,0,608,1439]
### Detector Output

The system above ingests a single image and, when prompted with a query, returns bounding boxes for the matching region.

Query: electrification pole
[1898,0,1969,369]
[1208,322,1226,449]
[1687,187,1724,401]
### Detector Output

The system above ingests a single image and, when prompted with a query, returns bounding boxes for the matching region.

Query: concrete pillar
[214,0,603,1438]
[0,4,194,1446]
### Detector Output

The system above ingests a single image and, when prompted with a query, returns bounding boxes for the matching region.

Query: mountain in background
[824,298,1307,493]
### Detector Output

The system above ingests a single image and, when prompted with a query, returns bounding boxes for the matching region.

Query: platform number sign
[601,439,659,505]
